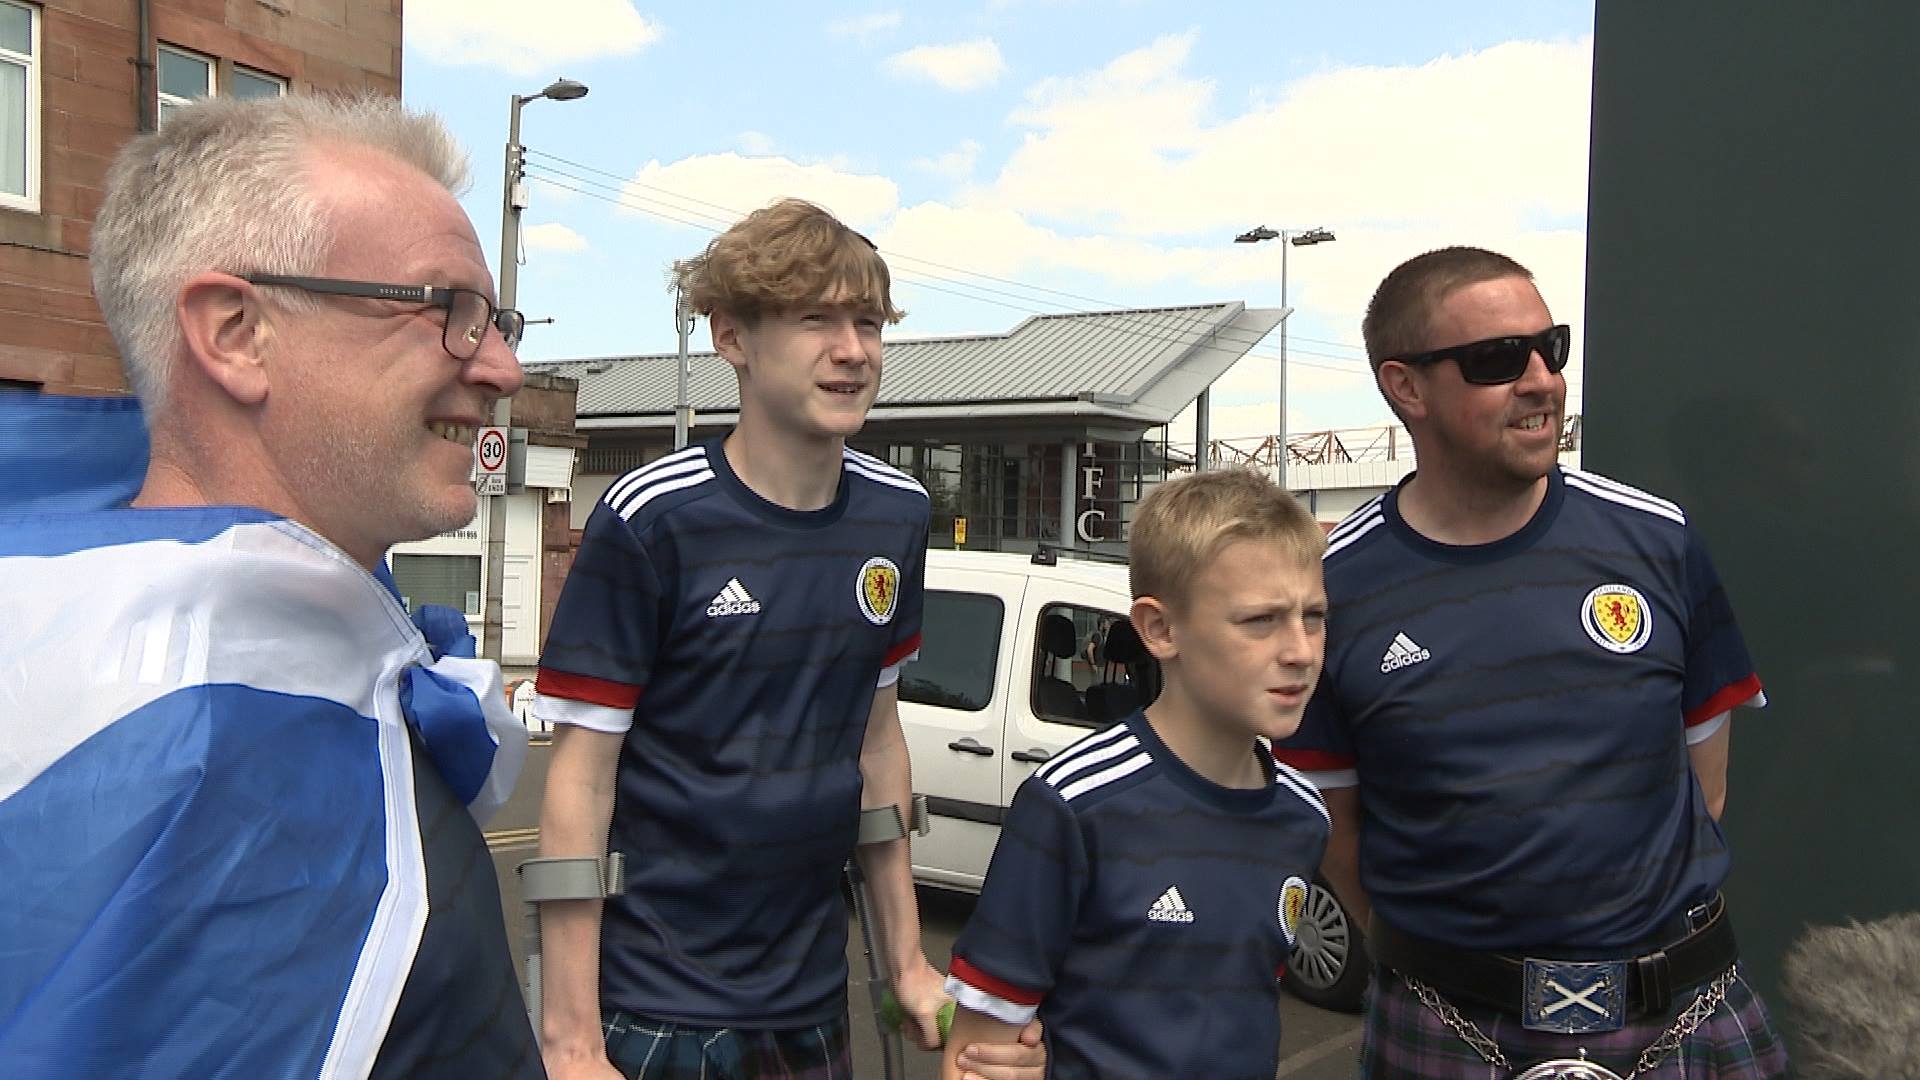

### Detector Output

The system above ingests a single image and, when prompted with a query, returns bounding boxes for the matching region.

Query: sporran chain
[1402,967,1739,1080]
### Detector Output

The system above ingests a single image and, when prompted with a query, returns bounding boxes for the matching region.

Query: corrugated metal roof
[532,303,1275,421]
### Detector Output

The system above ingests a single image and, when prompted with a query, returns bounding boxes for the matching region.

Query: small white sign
[474,426,509,496]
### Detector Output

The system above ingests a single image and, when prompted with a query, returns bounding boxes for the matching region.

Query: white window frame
[230,64,287,100]
[156,43,215,126]
[0,0,39,213]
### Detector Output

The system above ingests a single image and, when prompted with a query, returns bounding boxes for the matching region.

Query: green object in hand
[878,992,956,1041]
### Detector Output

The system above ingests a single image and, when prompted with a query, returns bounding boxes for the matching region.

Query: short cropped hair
[1129,468,1325,611]
[91,93,469,418]
[1361,246,1535,371]
[673,198,904,325]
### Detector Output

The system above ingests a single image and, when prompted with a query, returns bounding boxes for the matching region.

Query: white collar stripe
[1057,751,1152,802]
[1563,467,1685,517]
[842,457,929,497]
[1034,724,1134,783]
[614,468,715,521]
[603,445,707,507]
[606,453,712,512]
[1563,474,1686,526]
[1272,768,1331,823]
[1325,513,1386,559]
[1325,499,1384,543]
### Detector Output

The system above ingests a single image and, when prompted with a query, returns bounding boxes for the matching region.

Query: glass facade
[852,437,1173,553]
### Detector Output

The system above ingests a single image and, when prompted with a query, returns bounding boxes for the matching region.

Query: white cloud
[911,139,981,180]
[524,222,589,254]
[619,153,900,232]
[985,36,1590,238]
[408,0,661,76]
[884,39,1007,91]
[581,33,1592,440]
[829,11,902,40]
[736,130,778,156]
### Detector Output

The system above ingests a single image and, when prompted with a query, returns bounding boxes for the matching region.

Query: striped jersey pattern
[533,440,929,1028]
[1277,465,1763,952]
[947,712,1329,1080]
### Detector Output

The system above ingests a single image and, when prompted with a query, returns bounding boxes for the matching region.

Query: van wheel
[1283,876,1370,1013]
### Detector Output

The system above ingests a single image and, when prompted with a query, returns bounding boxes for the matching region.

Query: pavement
[488,738,1365,1078]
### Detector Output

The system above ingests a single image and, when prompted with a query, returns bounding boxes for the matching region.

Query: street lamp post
[481,77,587,665]
[1234,224,1335,492]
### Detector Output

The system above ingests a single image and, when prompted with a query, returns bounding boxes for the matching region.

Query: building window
[231,65,286,100]
[0,0,37,212]
[391,553,482,617]
[157,45,214,126]
[158,47,287,125]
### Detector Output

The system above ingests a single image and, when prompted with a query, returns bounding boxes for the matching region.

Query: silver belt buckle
[1514,1053,1626,1080]
[1521,957,1628,1034]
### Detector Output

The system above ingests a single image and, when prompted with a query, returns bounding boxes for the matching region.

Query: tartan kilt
[1361,964,1789,1079]
[601,1009,853,1080]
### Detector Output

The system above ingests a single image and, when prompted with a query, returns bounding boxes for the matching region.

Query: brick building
[0,0,401,394]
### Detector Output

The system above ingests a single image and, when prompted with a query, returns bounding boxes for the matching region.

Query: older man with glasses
[0,93,539,1079]
[1276,247,1787,1079]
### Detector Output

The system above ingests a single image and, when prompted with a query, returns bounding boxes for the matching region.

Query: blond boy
[942,468,1333,1080]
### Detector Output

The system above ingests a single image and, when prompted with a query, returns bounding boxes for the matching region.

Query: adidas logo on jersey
[706,578,762,618]
[1380,632,1431,673]
[1147,886,1195,924]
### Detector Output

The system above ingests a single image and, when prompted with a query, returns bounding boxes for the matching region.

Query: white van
[901,547,1369,1012]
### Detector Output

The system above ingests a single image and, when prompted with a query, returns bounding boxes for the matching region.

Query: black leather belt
[1371,894,1738,1022]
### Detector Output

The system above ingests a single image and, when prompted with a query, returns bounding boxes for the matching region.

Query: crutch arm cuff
[517,853,626,901]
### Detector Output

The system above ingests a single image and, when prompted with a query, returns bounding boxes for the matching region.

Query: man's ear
[709,309,751,376]
[1131,596,1178,663]
[176,272,272,407]
[1377,360,1428,424]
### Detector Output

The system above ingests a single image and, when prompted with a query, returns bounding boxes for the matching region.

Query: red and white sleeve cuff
[945,956,1042,1025]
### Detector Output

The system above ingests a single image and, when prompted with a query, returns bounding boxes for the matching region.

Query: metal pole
[481,94,525,664]
[1277,234,1290,493]
[1060,441,1077,547]
[673,288,692,449]
[1195,387,1210,470]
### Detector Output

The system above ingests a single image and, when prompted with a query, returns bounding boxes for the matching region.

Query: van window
[900,590,1004,711]
[1032,603,1139,728]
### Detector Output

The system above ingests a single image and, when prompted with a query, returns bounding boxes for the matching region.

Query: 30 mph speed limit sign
[475,426,508,496]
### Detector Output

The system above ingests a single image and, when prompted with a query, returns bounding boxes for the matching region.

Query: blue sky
[402,1,1595,443]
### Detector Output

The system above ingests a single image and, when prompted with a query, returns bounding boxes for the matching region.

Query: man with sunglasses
[1276,247,1786,1078]
[0,94,541,1078]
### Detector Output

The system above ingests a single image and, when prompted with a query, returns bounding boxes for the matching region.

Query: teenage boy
[533,199,1041,1080]
[941,468,1333,1080]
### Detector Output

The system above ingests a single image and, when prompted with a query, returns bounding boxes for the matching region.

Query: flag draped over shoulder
[0,476,529,1074]
[0,393,149,510]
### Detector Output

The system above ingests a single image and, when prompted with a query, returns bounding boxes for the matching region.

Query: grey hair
[1782,911,1920,1078]
[89,93,471,417]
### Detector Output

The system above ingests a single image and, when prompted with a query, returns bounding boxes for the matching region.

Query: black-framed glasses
[1393,324,1571,386]
[239,273,525,360]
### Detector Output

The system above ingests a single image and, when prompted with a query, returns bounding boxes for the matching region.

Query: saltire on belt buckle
[1521,957,1628,1034]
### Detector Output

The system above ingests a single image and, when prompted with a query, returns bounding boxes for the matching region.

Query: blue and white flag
[0,392,149,510]
[0,507,529,1078]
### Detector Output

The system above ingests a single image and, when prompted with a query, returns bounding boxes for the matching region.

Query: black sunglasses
[1394,324,1571,386]
[239,273,525,361]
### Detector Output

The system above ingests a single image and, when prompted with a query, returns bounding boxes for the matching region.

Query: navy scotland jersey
[946,712,1331,1080]
[1276,466,1763,954]
[534,440,929,1027]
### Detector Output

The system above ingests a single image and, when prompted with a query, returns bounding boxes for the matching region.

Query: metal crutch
[516,852,626,1041]
[848,794,932,1080]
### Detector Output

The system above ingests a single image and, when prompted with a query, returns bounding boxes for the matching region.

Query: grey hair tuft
[89,93,469,417]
